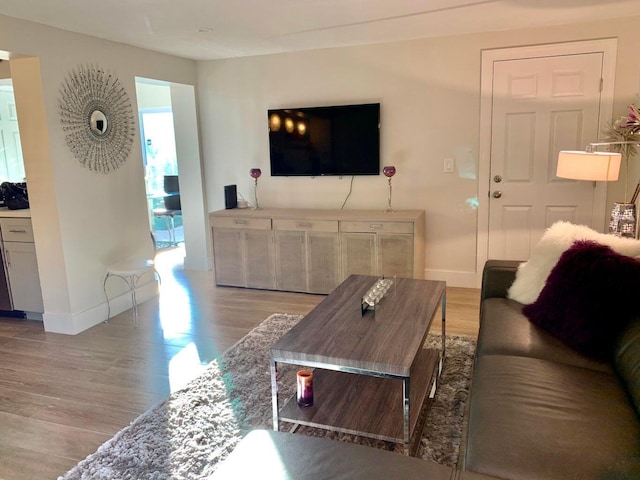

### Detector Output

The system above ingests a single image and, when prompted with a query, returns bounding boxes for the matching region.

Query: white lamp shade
[556,150,621,181]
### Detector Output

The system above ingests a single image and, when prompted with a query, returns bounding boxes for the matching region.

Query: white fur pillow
[507,221,640,304]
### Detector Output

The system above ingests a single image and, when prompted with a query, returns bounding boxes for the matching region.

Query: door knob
[493,175,502,183]
[492,191,502,198]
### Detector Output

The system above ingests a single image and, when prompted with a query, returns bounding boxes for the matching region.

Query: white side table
[103,259,160,327]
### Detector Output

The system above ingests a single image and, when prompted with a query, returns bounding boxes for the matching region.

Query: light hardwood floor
[0,246,480,480]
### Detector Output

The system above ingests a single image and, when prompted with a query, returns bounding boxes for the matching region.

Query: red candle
[296,370,313,407]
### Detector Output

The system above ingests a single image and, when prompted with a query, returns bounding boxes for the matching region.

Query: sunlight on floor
[167,342,208,391]
[155,244,193,339]
[159,281,192,339]
[154,244,208,391]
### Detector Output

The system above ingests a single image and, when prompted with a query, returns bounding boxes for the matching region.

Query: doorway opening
[136,81,183,250]
[0,79,26,183]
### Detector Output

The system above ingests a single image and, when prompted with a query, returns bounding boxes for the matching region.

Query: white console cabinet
[210,208,425,294]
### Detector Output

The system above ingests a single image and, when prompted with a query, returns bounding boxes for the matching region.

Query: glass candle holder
[249,168,262,210]
[383,166,396,212]
[296,369,313,407]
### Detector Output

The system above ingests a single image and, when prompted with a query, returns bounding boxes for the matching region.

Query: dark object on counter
[0,182,29,210]
[224,184,237,209]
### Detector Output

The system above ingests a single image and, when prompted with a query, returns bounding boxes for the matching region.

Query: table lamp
[556,141,636,236]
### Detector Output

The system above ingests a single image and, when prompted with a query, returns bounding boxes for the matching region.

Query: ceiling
[2,0,640,61]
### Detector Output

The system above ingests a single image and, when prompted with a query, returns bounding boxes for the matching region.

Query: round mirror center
[90,110,108,135]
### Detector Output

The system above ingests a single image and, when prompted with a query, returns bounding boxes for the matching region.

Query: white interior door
[487,53,604,260]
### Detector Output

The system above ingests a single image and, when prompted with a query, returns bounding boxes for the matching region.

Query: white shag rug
[59,313,476,480]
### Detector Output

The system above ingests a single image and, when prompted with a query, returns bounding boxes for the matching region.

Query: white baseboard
[183,253,211,271]
[42,281,159,335]
[424,269,480,289]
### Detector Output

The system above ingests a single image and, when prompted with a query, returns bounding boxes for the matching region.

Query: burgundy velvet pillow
[522,240,640,360]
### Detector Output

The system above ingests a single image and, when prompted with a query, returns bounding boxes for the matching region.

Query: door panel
[488,53,603,260]
[307,232,340,293]
[377,234,413,279]
[244,230,276,289]
[275,231,306,292]
[212,229,244,287]
[341,233,376,279]
[4,241,43,312]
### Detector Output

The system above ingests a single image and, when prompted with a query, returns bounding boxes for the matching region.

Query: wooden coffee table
[270,274,446,456]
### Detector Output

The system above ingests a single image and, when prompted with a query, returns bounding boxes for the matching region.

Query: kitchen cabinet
[0,247,12,311]
[0,217,43,313]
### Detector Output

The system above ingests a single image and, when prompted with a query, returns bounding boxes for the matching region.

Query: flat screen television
[268,103,380,176]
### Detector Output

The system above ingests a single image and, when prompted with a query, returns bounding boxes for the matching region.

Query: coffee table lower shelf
[276,348,440,454]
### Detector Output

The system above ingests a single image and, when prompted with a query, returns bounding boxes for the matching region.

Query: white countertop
[0,208,31,218]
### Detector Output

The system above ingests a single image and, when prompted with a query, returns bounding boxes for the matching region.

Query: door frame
[476,38,618,285]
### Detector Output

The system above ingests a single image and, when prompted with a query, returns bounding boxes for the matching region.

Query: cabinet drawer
[273,219,339,233]
[211,216,271,230]
[0,218,34,242]
[340,221,414,234]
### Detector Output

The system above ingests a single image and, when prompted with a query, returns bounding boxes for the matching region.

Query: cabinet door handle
[4,249,10,267]
[9,229,27,234]
[369,223,384,230]
[297,222,312,229]
[233,219,248,225]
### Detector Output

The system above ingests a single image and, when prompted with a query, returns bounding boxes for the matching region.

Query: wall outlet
[444,158,454,173]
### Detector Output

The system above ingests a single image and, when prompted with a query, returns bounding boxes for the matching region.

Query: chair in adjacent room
[153,175,182,247]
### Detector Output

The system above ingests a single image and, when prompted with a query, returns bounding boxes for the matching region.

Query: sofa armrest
[481,260,522,302]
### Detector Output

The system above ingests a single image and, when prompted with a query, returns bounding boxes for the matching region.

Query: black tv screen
[268,103,380,176]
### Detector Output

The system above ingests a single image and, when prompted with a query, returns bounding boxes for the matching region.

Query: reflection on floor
[146,244,322,394]
[151,243,208,392]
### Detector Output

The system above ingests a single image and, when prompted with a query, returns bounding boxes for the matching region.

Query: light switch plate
[444,158,454,173]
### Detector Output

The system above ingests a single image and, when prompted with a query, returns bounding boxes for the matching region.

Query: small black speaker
[224,185,237,209]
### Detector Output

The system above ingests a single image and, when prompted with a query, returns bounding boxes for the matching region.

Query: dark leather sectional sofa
[462,260,640,480]
[213,429,498,479]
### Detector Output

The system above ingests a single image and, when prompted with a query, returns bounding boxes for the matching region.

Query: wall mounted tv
[268,103,380,177]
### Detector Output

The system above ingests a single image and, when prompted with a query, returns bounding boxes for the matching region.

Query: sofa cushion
[522,240,640,360]
[479,297,611,372]
[614,317,640,415]
[212,429,461,480]
[464,355,640,480]
[507,221,640,305]
[480,259,521,302]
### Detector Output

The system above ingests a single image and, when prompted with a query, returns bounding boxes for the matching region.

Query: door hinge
[600,78,604,92]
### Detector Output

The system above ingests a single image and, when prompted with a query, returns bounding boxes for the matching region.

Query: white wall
[197,16,640,287]
[0,60,9,79]
[1,15,199,333]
